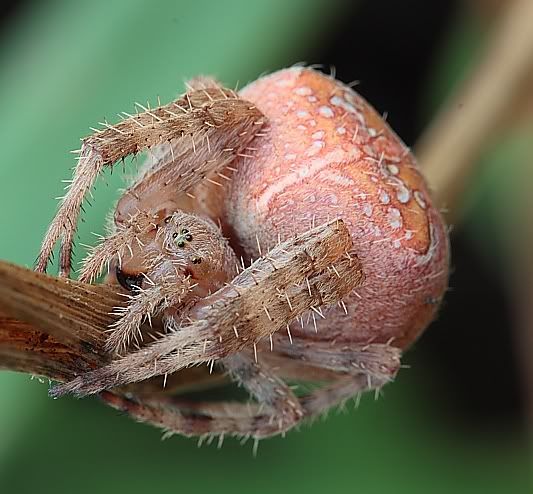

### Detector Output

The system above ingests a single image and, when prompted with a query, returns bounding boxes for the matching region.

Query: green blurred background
[0,0,531,492]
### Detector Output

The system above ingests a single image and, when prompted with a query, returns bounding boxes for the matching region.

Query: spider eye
[171,228,193,248]
[115,266,144,292]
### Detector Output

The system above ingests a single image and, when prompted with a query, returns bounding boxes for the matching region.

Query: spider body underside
[37,68,449,440]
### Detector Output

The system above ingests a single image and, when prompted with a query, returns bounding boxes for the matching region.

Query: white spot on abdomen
[380,191,390,204]
[294,86,312,96]
[330,95,357,114]
[363,203,373,217]
[387,208,402,229]
[319,106,334,118]
[395,182,410,203]
[387,164,399,175]
[307,140,325,157]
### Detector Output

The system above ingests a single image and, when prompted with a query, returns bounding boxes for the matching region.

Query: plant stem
[416,0,533,219]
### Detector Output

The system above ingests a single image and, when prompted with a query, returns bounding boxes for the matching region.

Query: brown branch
[0,262,120,379]
[0,261,124,346]
[0,312,96,382]
[416,0,533,220]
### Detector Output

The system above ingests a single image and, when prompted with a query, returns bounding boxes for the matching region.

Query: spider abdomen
[224,67,449,348]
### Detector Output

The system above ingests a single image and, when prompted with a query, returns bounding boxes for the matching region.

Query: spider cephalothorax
[36,67,449,440]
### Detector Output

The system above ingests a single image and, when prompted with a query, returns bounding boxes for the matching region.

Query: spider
[35,67,449,440]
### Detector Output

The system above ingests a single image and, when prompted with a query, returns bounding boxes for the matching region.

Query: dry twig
[417,0,533,218]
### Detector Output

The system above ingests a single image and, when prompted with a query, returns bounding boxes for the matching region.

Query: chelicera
[36,67,449,441]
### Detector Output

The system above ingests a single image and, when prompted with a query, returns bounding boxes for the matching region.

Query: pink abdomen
[222,68,449,349]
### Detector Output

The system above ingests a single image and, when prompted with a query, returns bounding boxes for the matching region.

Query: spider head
[109,211,237,299]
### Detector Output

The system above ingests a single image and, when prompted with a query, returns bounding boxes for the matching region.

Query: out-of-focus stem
[416,0,533,218]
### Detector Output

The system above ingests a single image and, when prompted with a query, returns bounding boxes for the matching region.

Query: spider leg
[50,219,364,397]
[99,391,282,441]
[272,339,401,417]
[99,351,303,440]
[220,351,304,434]
[105,276,193,355]
[273,339,401,378]
[115,73,228,194]
[36,86,265,277]
[300,372,393,418]
[78,210,156,283]
[97,342,398,440]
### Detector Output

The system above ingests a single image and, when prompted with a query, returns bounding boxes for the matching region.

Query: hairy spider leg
[50,220,363,396]
[36,86,264,277]
[97,341,399,440]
